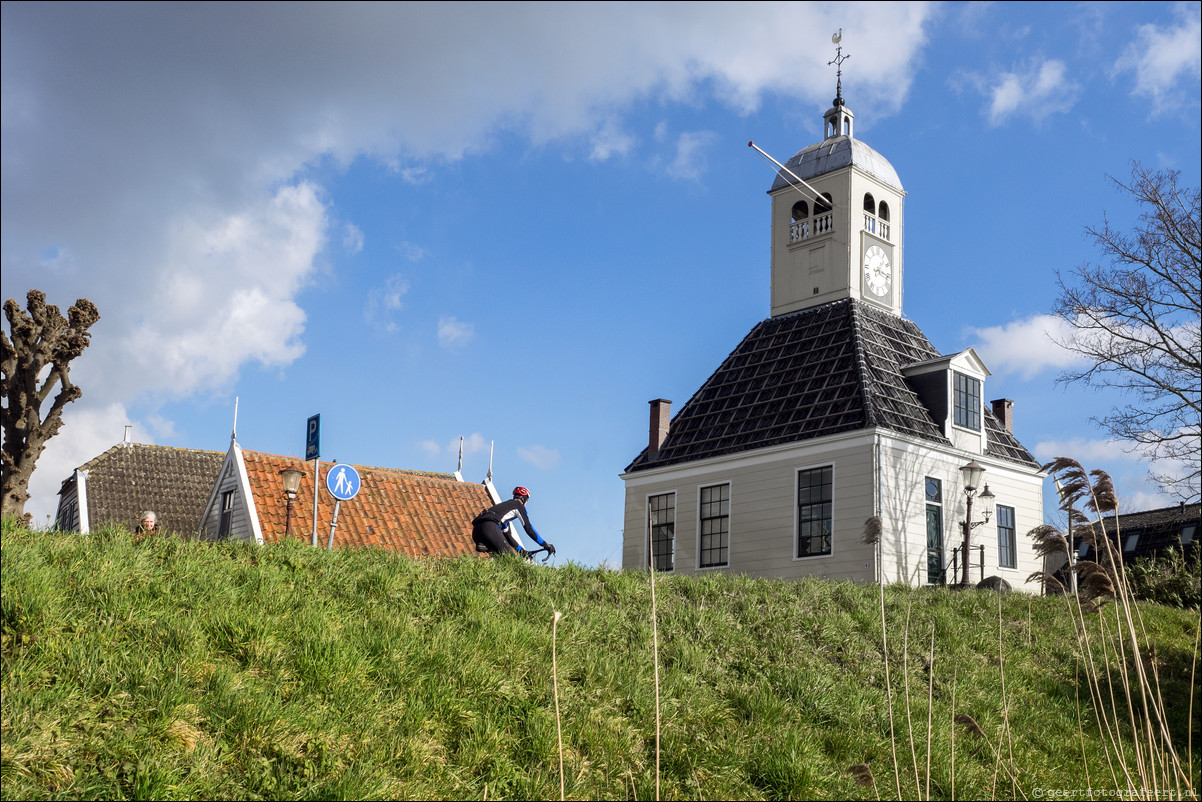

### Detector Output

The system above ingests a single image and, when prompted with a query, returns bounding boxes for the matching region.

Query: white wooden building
[620,77,1045,590]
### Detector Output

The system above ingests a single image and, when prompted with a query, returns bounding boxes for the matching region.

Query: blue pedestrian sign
[325,463,361,501]
[306,414,320,460]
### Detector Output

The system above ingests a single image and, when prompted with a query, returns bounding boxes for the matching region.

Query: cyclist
[472,486,556,558]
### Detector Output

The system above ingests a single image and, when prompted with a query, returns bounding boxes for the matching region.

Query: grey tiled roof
[65,443,225,535]
[626,299,1039,472]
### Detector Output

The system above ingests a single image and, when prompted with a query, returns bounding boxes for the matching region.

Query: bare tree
[1,290,101,520]
[1052,165,1201,501]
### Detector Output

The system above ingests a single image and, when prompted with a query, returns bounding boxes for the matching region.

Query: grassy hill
[2,518,1198,800]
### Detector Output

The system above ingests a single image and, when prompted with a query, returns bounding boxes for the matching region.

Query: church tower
[768,38,905,317]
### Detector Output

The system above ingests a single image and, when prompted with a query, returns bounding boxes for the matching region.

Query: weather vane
[828,29,850,105]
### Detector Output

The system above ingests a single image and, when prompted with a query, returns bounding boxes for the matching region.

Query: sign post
[307,414,320,547]
[325,462,360,550]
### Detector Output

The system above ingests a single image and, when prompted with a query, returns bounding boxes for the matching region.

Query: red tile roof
[241,450,491,558]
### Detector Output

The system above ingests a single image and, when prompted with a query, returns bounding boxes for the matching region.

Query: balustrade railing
[790,211,834,244]
[863,213,890,240]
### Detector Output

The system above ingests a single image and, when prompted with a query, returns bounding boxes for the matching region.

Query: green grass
[2,517,1198,800]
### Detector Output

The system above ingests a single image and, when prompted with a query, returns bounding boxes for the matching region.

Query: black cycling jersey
[473,498,546,552]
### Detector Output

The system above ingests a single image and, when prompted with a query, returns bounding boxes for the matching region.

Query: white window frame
[794,463,835,561]
[952,371,982,432]
[218,490,235,539]
[646,490,677,573]
[696,481,732,570]
[996,504,1017,571]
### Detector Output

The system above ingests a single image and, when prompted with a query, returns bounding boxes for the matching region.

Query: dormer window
[953,372,982,431]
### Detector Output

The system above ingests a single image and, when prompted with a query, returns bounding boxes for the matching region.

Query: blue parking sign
[306,414,320,460]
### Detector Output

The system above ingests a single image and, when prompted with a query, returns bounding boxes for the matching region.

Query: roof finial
[828,29,850,107]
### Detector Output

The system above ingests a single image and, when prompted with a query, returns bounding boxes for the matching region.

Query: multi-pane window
[56,498,78,531]
[997,504,1016,569]
[797,466,833,558]
[699,484,730,568]
[953,371,981,431]
[218,490,235,539]
[648,492,676,572]
[925,477,944,585]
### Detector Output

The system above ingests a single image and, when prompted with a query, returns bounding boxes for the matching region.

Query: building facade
[620,78,1045,590]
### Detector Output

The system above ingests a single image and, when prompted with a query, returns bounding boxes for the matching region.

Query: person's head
[140,511,157,530]
[512,486,530,504]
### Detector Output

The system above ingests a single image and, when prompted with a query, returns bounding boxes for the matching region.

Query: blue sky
[3,2,1199,568]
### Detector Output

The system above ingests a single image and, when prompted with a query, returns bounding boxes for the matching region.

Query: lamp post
[959,460,995,587]
[279,467,304,539]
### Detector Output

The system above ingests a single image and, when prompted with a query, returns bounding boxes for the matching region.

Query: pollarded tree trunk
[1,290,100,521]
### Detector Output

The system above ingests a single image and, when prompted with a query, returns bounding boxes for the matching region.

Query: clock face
[863,244,891,297]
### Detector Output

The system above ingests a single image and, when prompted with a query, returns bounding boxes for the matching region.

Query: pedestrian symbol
[325,463,361,501]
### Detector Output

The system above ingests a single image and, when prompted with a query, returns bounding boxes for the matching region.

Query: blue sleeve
[519,506,545,546]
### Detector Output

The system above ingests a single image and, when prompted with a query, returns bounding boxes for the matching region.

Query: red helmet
[512,486,530,499]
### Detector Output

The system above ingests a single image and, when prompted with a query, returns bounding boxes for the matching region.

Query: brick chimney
[991,398,1014,433]
[648,399,672,458]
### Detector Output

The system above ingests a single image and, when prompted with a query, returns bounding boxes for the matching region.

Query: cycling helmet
[512,486,530,499]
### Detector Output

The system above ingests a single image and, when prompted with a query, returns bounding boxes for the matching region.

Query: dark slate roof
[1082,502,1201,563]
[65,443,225,535]
[626,299,1039,472]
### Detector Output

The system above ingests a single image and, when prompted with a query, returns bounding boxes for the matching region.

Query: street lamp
[279,467,304,538]
[959,460,995,586]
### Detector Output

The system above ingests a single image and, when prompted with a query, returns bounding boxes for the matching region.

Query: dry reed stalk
[1097,605,1140,790]
[1189,618,1199,798]
[1075,656,1093,792]
[995,593,1021,800]
[902,600,921,799]
[647,531,662,801]
[925,626,935,802]
[551,610,565,802]
[950,667,957,801]
[874,562,902,800]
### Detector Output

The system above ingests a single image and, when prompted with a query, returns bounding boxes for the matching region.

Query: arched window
[791,200,809,222]
[815,193,833,214]
[863,193,876,216]
[878,201,890,221]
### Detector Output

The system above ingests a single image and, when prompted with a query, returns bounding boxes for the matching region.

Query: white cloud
[1114,5,1202,116]
[364,274,410,332]
[342,222,364,254]
[419,439,442,457]
[80,182,326,401]
[518,444,561,470]
[966,314,1087,379]
[666,131,720,181]
[589,119,637,161]
[437,316,475,349]
[979,59,1080,126]
[401,242,429,262]
[24,403,140,526]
